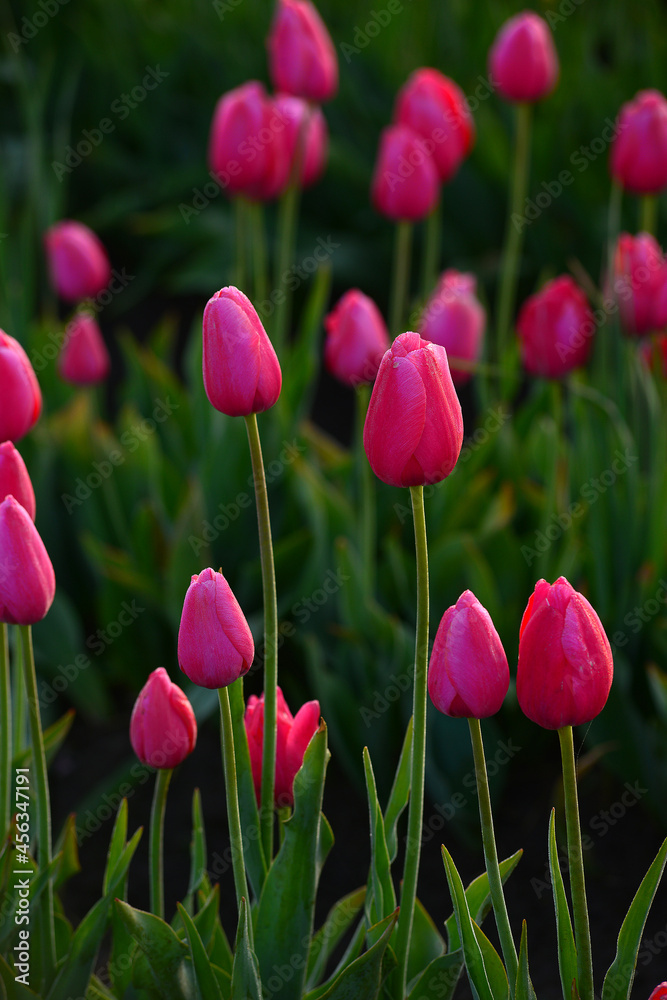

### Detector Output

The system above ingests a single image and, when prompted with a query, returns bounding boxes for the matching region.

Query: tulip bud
[202,286,282,417]
[178,567,254,689]
[488,11,559,103]
[273,94,328,191]
[371,124,440,222]
[0,496,55,626]
[363,331,463,488]
[648,983,667,1000]
[395,68,474,183]
[130,667,197,769]
[58,312,111,386]
[429,591,509,718]
[419,270,485,385]
[245,686,320,807]
[517,275,594,378]
[44,220,111,303]
[268,0,338,104]
[610,90,667,195]
[0,330,42,443]
[0,443,36,521]
[611,233,665,337]
[517,577,613,730]
[324,289,390,386]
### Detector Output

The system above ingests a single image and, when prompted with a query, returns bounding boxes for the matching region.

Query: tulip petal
[364,351,426,487]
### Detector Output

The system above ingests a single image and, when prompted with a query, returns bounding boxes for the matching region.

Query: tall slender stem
[640,194,657,236]
[13,628,26,757]
[421,199,442,300]
[468,717,518,993]
[250,201,268,308]
[149,767,172,920]
[394,485,429,998]
[273,108,309,354]
[355,384,375,598]
[558,725,594,1000]
[244,413,278,864]
[0,623,10,835]
[390,221,414,336]
[219,686,252,933]
[235,197,248,291]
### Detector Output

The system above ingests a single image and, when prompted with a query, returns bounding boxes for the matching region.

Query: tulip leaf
[228,677,267,899]
[515,921,537,1000]
[548,810,578,1000]
[114,900,196,1000]
[12,709,75,770]
[0,953,41,996]
[177,903,223,1000]
[472,921,509,1000]
[406,896,446,986]
[102,798,128,896]
[183,787,208,913]
[441,846,494,1000]
[406,950,464,1000]
[305,917,368,998]
[444,849,523,954]
[206,910,233,978]
[308,909,398,1000]
[384,716,413,864]
[230,897,262,1000]
[363,746,396,927]
[601,835,667,1000]
[306,887,366,990]
[45,895,114,1000]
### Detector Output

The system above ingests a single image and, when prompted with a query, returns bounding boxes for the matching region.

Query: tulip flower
[395,68,474,183]
[611,232,665,336]
[58,312,111,386]
[130,667,197,769]
[363,331,463,488]
[371,124,440,222]
[268,0,338,104]
[0,496,55,626]
[429,591,509,718]
[273,94,328,191]
[44,220,111,303]
[648,984,667,1000]
[245,686,320,807]
[0,443,35,521]
[178,567,254,689]
[517,275,595,378]
[324,289,390,386]
[610,90,667,195]
[0,330,42,443]
[517,576,613,730]
[419,270,486,384]
[488,11,559,103]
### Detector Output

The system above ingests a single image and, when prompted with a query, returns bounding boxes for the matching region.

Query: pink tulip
[0,496,55,625]
[611,232,665,336]
[273,94,328,191]
[130,667,197,769]
[517,577,613,730]
[395,68,474,182]
[517,275,594,378]
[0,443,35,521]
[0,330,42,443]
[363,331,463,488]
[268,0,338,104]
[44,221,111,303]
[245,686,320,807]
[419,270,485,385]
[489,11,559,103]
[324,289,390,386]
[648,984,667,1000]
[203,286,282,417]
[58,312,111,386]
[610,90,667,195]
[371,124,440,221]
[178,567,254,689]
[429,591,509,718]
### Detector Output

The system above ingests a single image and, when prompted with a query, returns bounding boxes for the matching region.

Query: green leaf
[441,846,493,1000]
[13,710,75,770]
[115,900,195,1000]
[472,921,509,1000]
[306,888,366,990]
[206,913,233,979]
[312,909,398,1000]
[53,813,81,890]
[515,921,535,1000]
[184,788,207,914]
[602,835,667,1000]
[46,895,114,1000]
[102,799,128,896]
[406,951,464,1000]
[406,897,446,986]
[177,903,223,1000]
[191,886,222,951]
[363,746,396,926]
[230,898,261,1000]
[384,716,413,864]
[445,850,523,954]
[228,677,267,899]
[548,810,577,1000]
[0,953,41,996]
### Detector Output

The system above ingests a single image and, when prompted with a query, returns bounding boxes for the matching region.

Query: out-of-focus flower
[395,68,474,182]
[44,220,111,302]
[0,330,42,443]
[489,11,559,103]
[371,124,440,221]
[58,312,111,386]
[268,0,338,103]
[610,90,667,195]
[0,496,55,626]
[130,668,197,769]
[419,270,485,384]
[517,275,595,377]
[611,232,665,336]
[324,289,390,386]
[0,442,35,521]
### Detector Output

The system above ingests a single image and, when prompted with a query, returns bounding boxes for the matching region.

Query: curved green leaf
[230,897,261,1000]
[406,897,446,987]
[472,921,509,1000]
[445,850,523,954]
[228,678,267,901]
[406,950,464,1000]
[441,846,493,1000]
[363,746,396,926]
[177,902,223,1000]
[316,909,398,1000]
[515,921,536,1000]
[114,900,195,1000]
[306,887,366,990]
[548,810,577,1000]
[384,716,413,864]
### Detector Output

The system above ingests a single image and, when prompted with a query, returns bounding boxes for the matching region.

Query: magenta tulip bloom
[0,330,42,443]
[0,443,35,521]
[58,312,111,386]
[203,286,282,417]
[371,124,440,222]
[419,270,486,385]
[268,0,338,103]
[517,577,613,730]
[489,11,559,103]
[324,289,390,386]
[429,591,509,718]
[395,68,474,183]
[611,233,665,337]
[178,567,254,689]
[610,90,667,195]
[363,331,463,488]
[44,221,111,303]
[273,94,328,190]
[648,984,667,1000]
[245,686,320,807]
[0,496,55,625]
[130,668,197,769]
[517,275,595,378]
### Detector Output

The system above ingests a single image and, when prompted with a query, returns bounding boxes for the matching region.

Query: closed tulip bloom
[0,330,42,443]
[371,125,440,221]
[178,568,254,689]
[58,312,111,386]
[611,233,665,336]
[130,668,197,769]
[395,69,474,182]
[0,443,35,521]
[245,686,320,806]
[324,289,390,386]
[0,496,55,625]
[273,94,328,191]
[203,286,282,417]
[517,275,594,378]
[208,82,281,200]
[268,0,338,103]
[610,90,667,195]
[419,270,485,385]
[517,577,613,730]
[648,984,667,1000]
[44,220,111,302]
[429,591,509,718]
[489,11,558,103]
[363,331,463,488]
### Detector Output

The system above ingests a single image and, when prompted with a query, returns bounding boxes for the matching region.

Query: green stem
[468,717,518,993]
[421,199,442,300]
[250,200,268,308]
[356,383,375,598]
[640,194,658,236]
[0,624,10,835]
[149,767,172,920]
[13,628,26,757]
[219,686,252,931]
[395,485,429,998]
[235,196,248,291]
[605,180,626,415]
[390,221,413,337]
[273,108,309,353]
[558,726,594,1000]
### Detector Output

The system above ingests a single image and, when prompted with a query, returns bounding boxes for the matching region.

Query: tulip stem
[558,725,594,1000]
[245,413,279,865]
[422,199,442,300]
[356,383,375,598]
[640,194,657,237]
[395,485,429,999]
[468,717,518,993]
[149,766,172,920]
[0,623,10,836]
[13,628,26,757]
[390,221,413,336]
[235,197,248,291]
[219,686,252,934]
[250,201,268,309]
